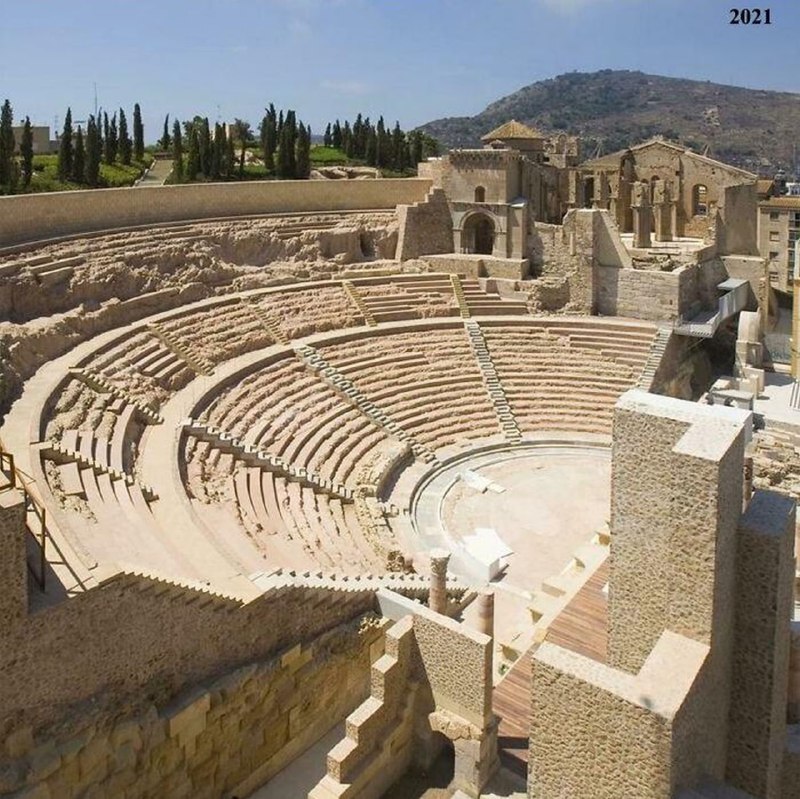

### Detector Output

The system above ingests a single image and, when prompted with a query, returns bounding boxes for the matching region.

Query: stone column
[428,548,450,616]
[476,588,494,639]
[631,181,652,249]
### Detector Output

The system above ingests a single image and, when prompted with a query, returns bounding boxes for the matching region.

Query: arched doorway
[463,213,495,255]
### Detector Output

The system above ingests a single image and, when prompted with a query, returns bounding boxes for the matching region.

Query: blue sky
[2,0,799,141]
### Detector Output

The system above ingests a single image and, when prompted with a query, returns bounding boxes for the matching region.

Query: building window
[770,231,780,242]
[474,186,486,203]
[769,251,779,259]
[770,211,780,221]
[791,212,800,228]
[692,184,708,216]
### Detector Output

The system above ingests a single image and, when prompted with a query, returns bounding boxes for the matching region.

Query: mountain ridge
[417,70,800,175]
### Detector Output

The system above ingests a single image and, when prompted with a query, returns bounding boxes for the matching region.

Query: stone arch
[692,184,708,216]
[474,186,486,203]
[462,212,495,255]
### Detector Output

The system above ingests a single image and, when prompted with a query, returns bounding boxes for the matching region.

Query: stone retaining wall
[0,178,431,247]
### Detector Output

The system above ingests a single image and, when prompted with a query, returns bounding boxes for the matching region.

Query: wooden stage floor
[492,559,609,777]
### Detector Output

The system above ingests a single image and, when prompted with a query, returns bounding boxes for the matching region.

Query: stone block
[167,691,210,739]
[5,727,34,759]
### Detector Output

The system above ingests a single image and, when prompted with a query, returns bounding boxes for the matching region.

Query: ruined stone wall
[529,632,711,799]
[718,183,760,256]
[528,213,594,313]
[609,394,745,675]
[0,178,430,247]
[595,263,698,321]
[726,491,796,798]
[3,616,384,799]
[395,188,454,260]
[0,497,377,741]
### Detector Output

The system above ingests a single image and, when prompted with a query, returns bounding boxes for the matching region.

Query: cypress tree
[186,127,200,181]
[161,114,171,150]
[107,113,118,164]
[263,104,277,172]
[199,118,211,177]
[365,128,377,167]
[118,108,132,165]
[20,116,34,188]
[285,111,297,177]
[211,123,223,179]
[276,125,292,179]
[0,99,14,190]
[296,123,311,179]
[226,133,235,177]
[72,126,85,183]
[332,120,342,150]
[102,112,111,163]
[323,123,332,148]
[411,130,423,167]
[85,116,101,187]
[133,103,144,161]
[57,108,74,181]
[392,121,405,172]
[343,121,353,158]
[172,119,184,181]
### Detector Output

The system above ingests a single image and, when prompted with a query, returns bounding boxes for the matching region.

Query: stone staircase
[450,274,471,319]
[69,368,163,424]
[182,419,355,500]
[342,280,377,326]
[147,323,214,376]
[294,344,438,465]
[464,320,522,443]
[242,299,290,345]
[637,327,671,391]
[249,568,468,602]
[40,441,159,501]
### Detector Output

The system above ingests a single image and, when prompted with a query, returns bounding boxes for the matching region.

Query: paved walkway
[753,372,800,427]
[135,158,173,187]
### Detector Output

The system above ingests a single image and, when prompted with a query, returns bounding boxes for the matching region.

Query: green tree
[172,119,184,181]
[133,103,144,161]
[85,115,101,187]
[262,104,277,172]
[232,118,253,177]
[276,124,292,178]
[211,123,224,179]
[323,123,332,147]
[161,114,171,150]
[199,117,211,177]
[410,130,423,167]
[72,126,85,183]
[332,120,342,150]
[0,100,15,191]
[186,126,200,180]
[57,107,74,180]
[105,112,118,164]
[226,132,235,177]
[391,121,406,172]
[20,116,34,188]
[296,123,311,179]
[118,108,132,165]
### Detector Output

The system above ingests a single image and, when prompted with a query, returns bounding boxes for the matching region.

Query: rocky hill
[418,70,800,175]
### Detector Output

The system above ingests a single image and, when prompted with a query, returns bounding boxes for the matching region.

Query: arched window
[474,186,486,203]
[693,184,708,216]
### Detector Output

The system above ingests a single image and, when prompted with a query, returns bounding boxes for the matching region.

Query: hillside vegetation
[418,70,800,174]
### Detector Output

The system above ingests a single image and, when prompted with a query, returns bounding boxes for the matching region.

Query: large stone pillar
[428,548,450,615]
[630,181,652,248]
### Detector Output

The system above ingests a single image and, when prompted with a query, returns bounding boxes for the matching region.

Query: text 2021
[730,8,772,24]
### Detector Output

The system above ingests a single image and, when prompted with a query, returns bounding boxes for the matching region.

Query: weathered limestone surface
[726,490,796,798]
[395,188,454,260]
[2,616,384,799]
[0,493,27,637]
